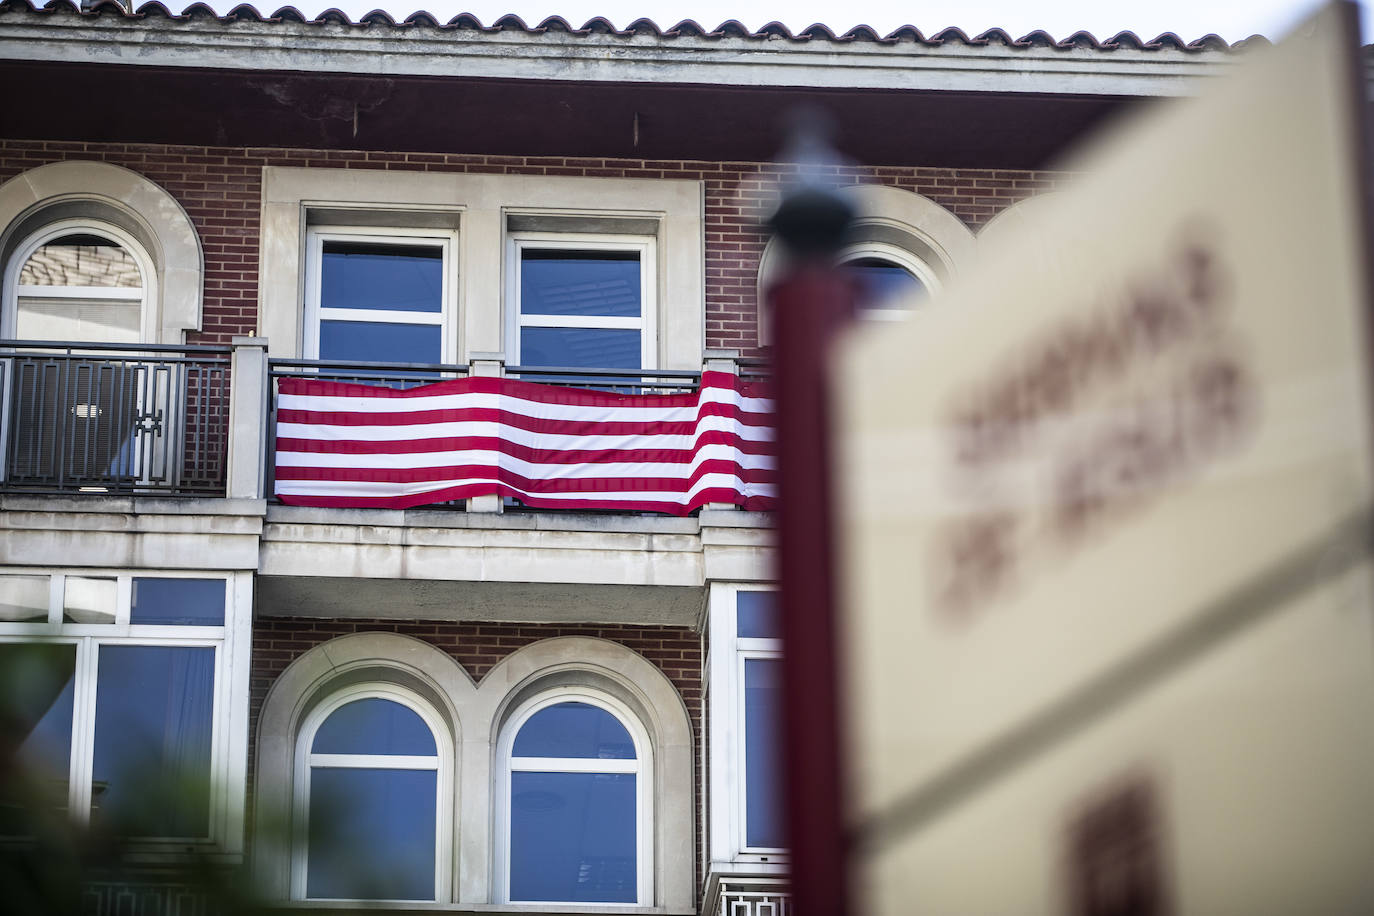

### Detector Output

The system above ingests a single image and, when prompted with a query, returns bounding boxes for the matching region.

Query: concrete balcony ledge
[698,509,775,530]
[0,495,266,571]
[267,503,701,534]
[260,507,706,588]
[0,494,267,516]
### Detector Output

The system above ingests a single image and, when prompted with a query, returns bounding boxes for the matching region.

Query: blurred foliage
[0,645,276,916]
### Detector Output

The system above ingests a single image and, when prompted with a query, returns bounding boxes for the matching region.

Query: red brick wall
[0,139,1063,354]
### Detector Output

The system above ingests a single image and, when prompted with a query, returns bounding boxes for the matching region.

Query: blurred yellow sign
[834,3,1374,911]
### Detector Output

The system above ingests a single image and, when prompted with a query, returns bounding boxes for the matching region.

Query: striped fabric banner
[273,371,776,514]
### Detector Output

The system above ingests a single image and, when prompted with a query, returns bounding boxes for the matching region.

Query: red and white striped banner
[274,371,776,514]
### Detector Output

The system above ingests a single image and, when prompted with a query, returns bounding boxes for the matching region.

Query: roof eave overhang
[1,12,1235,97]
[0,13,1241,168]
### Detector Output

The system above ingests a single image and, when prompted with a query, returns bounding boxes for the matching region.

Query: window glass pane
[63,576,116,624]
[0,575,50,622]
[16,298,142,343]
[20,234,142,289]
[312,698,437,756]
[521,249,641,318]
[0,643,76,834]
[131,578,225,626]
[321,241,442,313]
[744,658,784,848]
[319,320,441,364]
[843,257,926,311]
[513,702,635,759]
[736,591,779,639]
[519,327,640,370]
[510,771,636,903]
[307,767,437,901]
[92,645,214,837]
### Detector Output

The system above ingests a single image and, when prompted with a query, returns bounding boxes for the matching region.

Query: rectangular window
[708,584,786,864]
[508,235,655,371]
[0,572,244,849]
[305,230,456,365]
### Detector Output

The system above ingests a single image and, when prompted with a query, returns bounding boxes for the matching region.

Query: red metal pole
[770,256,856,916]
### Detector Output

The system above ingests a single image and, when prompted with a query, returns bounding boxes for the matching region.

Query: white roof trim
[0,13,1236,97]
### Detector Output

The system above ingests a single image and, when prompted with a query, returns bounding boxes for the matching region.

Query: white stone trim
[977,190,1068,249]
[0,161,204,343]
[756,184,976,342]
[259,167,704,370]
[253,632,695,910]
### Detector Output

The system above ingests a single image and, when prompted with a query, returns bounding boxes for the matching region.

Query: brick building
[0,3,1241,913]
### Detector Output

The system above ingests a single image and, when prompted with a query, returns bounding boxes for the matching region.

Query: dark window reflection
[736,591,779,639]
[510,771,636,903]
[0,643,76,834]
[307,767,437,900]
[319,320,441,365]
[744,658,783,848]
[312,698,437,757]
[91,645,214,838]
[519,327,640,370]
[131,578,225,626]
[513,702,635,760]
[842,257,926,312]
[321,241,443,313]
[521,250,641,318]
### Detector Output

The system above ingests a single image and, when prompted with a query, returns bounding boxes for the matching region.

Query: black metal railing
[269,356,472,389]
[504,364,701,394]
[0,341,231,497]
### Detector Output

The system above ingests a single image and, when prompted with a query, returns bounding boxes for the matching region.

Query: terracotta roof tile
[0,0,1263,52]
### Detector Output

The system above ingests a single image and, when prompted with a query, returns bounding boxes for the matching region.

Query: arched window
[4,220,153,343]
[293,685,454,902]
[837,241,938,319]
[756,185,976,339]
[496,689,652,905]
[0,161,204,344]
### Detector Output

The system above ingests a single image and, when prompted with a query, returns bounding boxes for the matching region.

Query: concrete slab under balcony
[256,505,774,626]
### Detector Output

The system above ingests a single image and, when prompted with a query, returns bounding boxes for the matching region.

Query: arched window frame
[254,633,692,909]
[837,239,942,320]
[0,161,205,344]
[493,685,655,907]
[756,185,976,341]
[3,218,158,343]
[291,681,456,903]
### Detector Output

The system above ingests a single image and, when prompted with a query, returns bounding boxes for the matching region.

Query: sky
[193,0,1374,44]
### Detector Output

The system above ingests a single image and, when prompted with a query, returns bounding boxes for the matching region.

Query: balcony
[0,339,768,515]
[0,340,231,497]
[266,350,765,515]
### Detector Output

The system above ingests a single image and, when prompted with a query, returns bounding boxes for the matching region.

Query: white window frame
[2,219,157,344]
[1,221,174,489]
[303,226,459,363]
[506,232,657,371]
[290,682,455,903]
[707,583,787,866]
[0,569,252,859]
[494,686,654,907]
[838,241,941,322]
